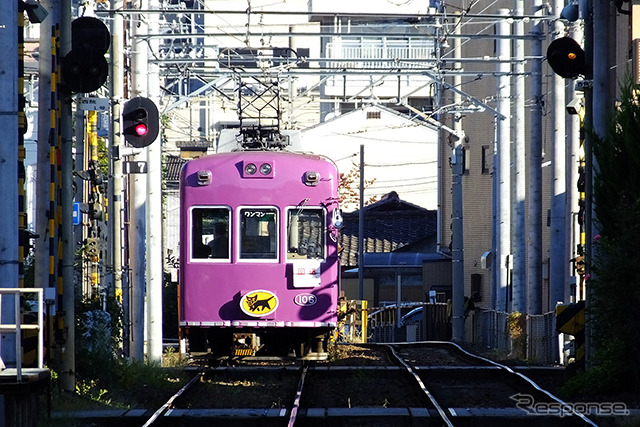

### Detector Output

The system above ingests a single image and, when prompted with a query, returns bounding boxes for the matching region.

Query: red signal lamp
[122,97,159,148]
[135,123,148,136]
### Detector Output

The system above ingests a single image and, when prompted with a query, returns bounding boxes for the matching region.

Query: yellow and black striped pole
[88,110,100,294]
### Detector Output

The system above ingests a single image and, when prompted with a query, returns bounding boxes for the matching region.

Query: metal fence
[354,303,558,364]
[365,303,450,343]
[472,309,557,364]
[0,288,44,381]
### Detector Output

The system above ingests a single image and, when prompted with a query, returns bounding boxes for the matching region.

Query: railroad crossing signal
[61,17,110,93]
[122,97,160,148]
[547,37,586,79]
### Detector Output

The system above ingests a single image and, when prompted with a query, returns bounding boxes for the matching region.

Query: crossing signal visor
[547,37,586,79]
[122,97,159,148]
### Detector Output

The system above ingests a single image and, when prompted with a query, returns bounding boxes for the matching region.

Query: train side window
[191,207,230,260]
[287,208,324,259]
[239,208,278,260]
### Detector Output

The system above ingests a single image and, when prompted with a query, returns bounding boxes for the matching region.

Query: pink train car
[179,151,342,357]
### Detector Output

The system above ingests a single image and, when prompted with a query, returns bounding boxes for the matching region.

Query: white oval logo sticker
[294,293,317,307]
[240,290,278,317]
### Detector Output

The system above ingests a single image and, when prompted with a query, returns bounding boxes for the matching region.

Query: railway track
[52,342,606,426]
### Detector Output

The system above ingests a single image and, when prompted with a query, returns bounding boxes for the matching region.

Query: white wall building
[301,104,439,210]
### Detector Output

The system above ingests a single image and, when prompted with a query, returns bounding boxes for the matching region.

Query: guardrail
[0,288,44,381]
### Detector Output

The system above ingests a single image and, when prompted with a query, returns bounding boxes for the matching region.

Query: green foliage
[76,380,111,405]
[96,137,109,175]
[589,74,640,393]
[75,294,123,381]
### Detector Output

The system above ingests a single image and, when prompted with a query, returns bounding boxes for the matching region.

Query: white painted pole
[512,0,527,314]
[130,1,148,362]
[0,0,19,367]
[110,0,126,354]
[528,0,545,315]
[495,9,512,313]
[549,0,568,310]
[146,0,164,364]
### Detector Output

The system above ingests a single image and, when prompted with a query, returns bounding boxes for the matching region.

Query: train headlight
[260,162,272,175]
[196,170,212,186]
[244,163,257,175]
[304,171,320,186]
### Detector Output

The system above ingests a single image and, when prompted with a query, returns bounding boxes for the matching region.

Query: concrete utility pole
[146,0,163,364]
[130,1,148,362]
[586,0,611,369]
[512,0,527,314]
[110,0,125,354]
[0,0,19,366]
[60,0,76,391]
[528,0,545,315]
[450,14,464,342]
[549,0,568,310]
[495,9,511,312]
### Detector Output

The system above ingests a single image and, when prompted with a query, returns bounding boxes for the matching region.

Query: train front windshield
[287,208,324,259]
[240,208,278,260]
[191,207,230,260]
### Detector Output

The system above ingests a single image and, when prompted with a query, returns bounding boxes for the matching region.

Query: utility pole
[528,0,545,315]
[60,0,76,391]
[110,0,126,355]
[130,1,148,362]
[549,0,568,309]
[450,12,464,342]
[0,0,19,367]
[512,0,527,314]
[495,9,511,312]
[147,0,163,364]
[586,0,611,370]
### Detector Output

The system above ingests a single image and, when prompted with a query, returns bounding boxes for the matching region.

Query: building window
[463,146,470,173]
[471,273,482,301]
[481,145,492,174]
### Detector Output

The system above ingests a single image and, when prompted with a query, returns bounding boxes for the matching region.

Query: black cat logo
[240,290,279,317]
[245,293,274,312]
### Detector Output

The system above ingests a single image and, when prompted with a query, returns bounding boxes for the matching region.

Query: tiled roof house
[339,192,449,305]
[339,191,437,268]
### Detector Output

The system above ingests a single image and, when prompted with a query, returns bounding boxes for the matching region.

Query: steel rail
[385,344,454,427]
[142,369,205,427]
[287,364,308,427]
[408,341,599,427]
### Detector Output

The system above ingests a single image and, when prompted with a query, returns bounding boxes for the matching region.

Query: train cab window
[191,207,230,260]
[287,208,324,259]
[239,208,278,260]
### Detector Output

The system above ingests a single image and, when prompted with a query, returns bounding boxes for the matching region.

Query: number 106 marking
[294,293,317,306]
